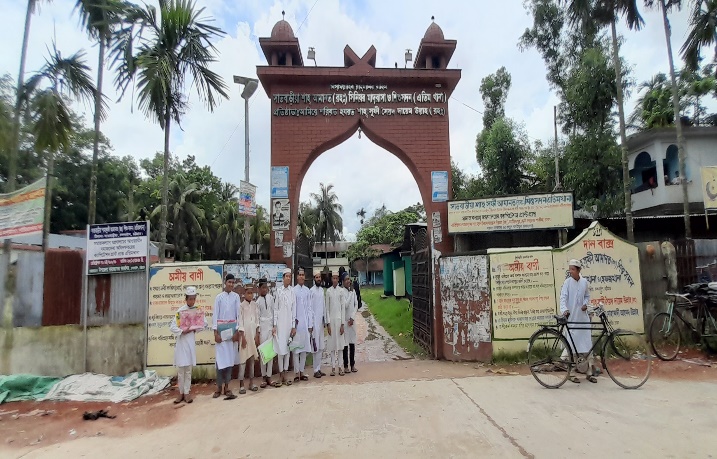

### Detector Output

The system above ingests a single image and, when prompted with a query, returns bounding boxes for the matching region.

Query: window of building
[630,151,658,193]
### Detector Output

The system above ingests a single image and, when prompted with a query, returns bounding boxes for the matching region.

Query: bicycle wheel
[527,328,572,389]
[649,312,681,361]
[700,313,717,353]
[603,330,652,389]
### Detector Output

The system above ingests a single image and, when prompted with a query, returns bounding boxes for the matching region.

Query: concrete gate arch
[256,18,461,359]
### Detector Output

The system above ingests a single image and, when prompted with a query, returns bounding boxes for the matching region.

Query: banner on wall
[489,248,557,340]
[552,221,644,333]
[146,262,224,367]
[447,192,574,234]
[224,263,286,297]
[0,178,46,238]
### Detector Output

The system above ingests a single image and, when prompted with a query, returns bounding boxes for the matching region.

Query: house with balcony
[311,241,352,276]
[628,126,717,217]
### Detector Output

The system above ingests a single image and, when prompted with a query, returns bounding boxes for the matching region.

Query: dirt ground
[1,353,716,454]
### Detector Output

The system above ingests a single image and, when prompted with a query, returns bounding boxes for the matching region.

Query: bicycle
[649,292,717,361]
[527,303,652,389]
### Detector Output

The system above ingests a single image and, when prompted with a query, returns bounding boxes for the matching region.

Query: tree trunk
[42,150,54,252]
[611,19,635,242]
[8,0,34,193]
[88,38,106,225]
[324,238,328,268]
[661,0,692,238]
[159,108,171,263]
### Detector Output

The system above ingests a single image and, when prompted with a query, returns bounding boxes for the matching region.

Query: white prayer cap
[185,286,197,296]
[568,259,582,269]
[282,268,292,275]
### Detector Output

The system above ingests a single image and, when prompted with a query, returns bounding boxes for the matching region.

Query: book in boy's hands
[217,320,237,342]
[178,308,205,332]
[258,338,277,365]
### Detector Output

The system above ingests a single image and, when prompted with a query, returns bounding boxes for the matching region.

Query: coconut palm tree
[644,0,691,237]
[563,0,644,241]
[8,0,52,193]
[681,0,717,72]
[23,47,97,250]
[356,207,367,225]
[74,0,125,225]
[629,73,674,128]
[214,201,244,259]
[249,206,270,259]
[112,0,229,262]
[310,183,343,267]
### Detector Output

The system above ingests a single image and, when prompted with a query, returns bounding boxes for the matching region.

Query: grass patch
[361,287,425,357]
[492,349,528,365]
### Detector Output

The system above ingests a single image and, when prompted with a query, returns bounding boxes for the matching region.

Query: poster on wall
[272,199,290,231]
[146,263,224,367]
[552,221,644,333]
[274,230,284,247]
[431,171,448,202]
[283,242,293,258]
[489,249,557,340]
[238,180,257,216]
[0,178,46,238]
[224,263,287,297]
[271,166,289,198]
[86,221,149,275]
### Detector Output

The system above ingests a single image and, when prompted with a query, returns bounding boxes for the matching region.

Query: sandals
[174,395,184,404]
[250,386,259,392]
[314,372,322,378]
[224,391,237,400]
[300,375,309,381]
[351,367,358,373]
[239,387,247,395]
[330,369,336,376]
[260,381,268,389]
[286,380,293,386]
[273,381,282,388]
[212,391,222,399]
[569,376,581,384]
[185,395,193,403]
[293,376,300,382]
[339,369,345,376]
[586,375,598,383]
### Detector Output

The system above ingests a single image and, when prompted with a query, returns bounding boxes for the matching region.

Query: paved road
[15,370,717,458]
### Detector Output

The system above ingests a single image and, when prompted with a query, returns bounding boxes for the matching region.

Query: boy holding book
[169,286,206,404]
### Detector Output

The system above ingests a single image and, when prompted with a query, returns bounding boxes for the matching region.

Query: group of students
[169,267,361,403]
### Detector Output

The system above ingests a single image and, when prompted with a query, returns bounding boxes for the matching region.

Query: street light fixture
[307,47,316,66]
[233,75,259,261]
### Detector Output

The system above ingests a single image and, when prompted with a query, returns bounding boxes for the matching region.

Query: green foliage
[479,66,512,130]
[310,183,344,263]
[354,204,424,247]
[475,118,532,196]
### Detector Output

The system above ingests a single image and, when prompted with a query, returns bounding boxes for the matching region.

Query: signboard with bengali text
[447,192,574,234]
[490,249,557,340]
[86,221,149,275]
[0,178,46,238]
[146,263,224,367]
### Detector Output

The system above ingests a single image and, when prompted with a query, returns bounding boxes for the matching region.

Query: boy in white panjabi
[169,286,207,404]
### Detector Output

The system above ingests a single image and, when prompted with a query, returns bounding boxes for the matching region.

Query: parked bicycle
[649,290,717,361]
[527,303,652,389]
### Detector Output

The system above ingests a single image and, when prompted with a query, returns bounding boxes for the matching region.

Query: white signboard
[238,180,257,217]
[271,166,289,198]
[432,171,448,202]
[87,221,149,275]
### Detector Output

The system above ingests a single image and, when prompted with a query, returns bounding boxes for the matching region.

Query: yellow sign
[147,263,224,367]
[701,166,717,210]
[553,222,644,333]
[447,192,573,234]
[490,249,557,340]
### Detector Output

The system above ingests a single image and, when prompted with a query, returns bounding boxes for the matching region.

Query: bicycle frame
[549,311,616,362]
[663,294,717,338]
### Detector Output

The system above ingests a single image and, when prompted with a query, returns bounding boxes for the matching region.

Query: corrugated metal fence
[42,249,83,326]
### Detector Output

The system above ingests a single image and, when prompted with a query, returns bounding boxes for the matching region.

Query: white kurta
[257,293,275,345]
[325,285,346,352]
[343,288,358,345]
[559,275,592,353]
[213,291,243,370]
[237,300,259,364]
[274,285,296,356]
[293,284,314,353]
[169,304,207,367]
[309,285,326,351]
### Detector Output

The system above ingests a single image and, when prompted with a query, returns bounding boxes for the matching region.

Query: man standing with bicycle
[560,259,597,383]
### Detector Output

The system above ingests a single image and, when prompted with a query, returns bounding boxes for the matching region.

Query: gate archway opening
[257,17,461,358]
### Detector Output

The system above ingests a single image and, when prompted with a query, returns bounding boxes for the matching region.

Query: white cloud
[0,0,707,236]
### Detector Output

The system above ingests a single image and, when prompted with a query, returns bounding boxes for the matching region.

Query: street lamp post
[233,75,259,261]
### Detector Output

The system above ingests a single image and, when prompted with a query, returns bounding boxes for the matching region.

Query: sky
[0,0,702,240]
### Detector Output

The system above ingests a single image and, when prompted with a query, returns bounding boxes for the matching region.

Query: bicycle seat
[554,314,568,325]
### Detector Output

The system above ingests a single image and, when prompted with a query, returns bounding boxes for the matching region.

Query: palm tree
[681,0,717,72]
[249,206,270,259]
[8,0,51,193]
[629,73,675,129]
[310,183,343,267]
[112,0,229,262]
[74,0,124,225]
[214,201,244,259]
[23,47,97,250]
[151,173,206,260]
[563,0,644,241]
[220,182,239,202]
[643,0,691,237]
